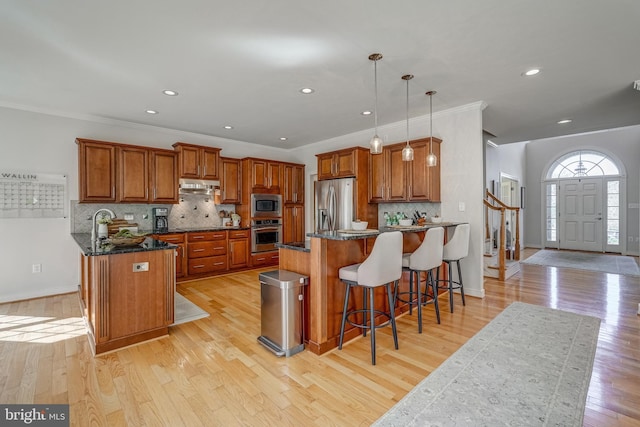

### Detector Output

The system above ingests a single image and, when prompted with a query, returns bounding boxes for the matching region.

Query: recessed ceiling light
[361,111,372,116]
[223,125,234,130]
[299,88,315,94]
[145,109,158,114]
[279,137,288,141]
[523,68,541,76]
[557,119,572,124]
[162,90,178,96]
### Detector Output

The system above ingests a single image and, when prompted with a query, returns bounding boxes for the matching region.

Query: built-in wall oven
[250,194,282,218]
[251,219,283,253]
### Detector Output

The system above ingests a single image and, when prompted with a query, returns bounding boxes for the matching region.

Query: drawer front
[228,229,249,239]
[156,233,185,243]
[251,251,279,267]
[188,255,228,275]
[188,241,226,258]
[187,231,227,242]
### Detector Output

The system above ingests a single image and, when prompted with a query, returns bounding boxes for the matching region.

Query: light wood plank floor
[1,249,638,426]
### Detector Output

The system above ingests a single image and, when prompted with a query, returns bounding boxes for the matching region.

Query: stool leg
[408,269,414,315]
[369,287,376,365]
[429,269,441,324]
[448,261,454,313]
[338,282,351,349]
[362,288,367,337]
[457,260,466,306]
[417,272,424,333]
[387,282,399,350]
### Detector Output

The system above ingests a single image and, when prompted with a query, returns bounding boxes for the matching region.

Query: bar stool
[437,223,470,313]
[398,226,444,333]
[338,231,403,365]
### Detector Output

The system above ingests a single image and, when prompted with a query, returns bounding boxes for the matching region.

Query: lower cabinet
[228,229,249,269]
[152,233,186,278]
[187,231,228,276]
[251,250,279,267]
[80,249,175,355]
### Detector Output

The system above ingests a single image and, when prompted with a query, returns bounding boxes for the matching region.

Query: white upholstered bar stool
[437,223,470,313]
[338,231,403,365]
[398,226,444,333]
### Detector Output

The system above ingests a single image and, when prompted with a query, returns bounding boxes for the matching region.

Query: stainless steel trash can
[257,270,309,357]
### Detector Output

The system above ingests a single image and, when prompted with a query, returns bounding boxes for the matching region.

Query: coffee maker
[152,207,169,232]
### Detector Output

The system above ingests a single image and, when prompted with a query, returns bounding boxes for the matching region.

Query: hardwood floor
[1,250,639,426]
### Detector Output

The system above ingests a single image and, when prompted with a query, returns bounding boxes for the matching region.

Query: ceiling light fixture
[361,111,372,116]
[557,119,572,124]
[162,90,178,96]
[523,68,540,76]
[145,109,158,115]
[401,74,414,161]
[280,137,288,141]
[368,53,384,154]
[224,125,234,129]
[426,90,437,167]
[299,88,315,94]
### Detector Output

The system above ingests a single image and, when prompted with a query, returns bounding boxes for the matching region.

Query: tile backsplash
[377,202,440,225]
[70,194,238,233]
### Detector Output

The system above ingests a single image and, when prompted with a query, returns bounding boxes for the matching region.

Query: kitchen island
[277,222,465,355]
[72,233,177,355]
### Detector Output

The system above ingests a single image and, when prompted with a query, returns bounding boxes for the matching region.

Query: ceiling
[2,1,640,149]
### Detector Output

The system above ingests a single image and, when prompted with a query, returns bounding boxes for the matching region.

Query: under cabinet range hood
[178,179,219,195]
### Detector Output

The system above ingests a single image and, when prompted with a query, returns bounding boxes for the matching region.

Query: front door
[559,178,603,251]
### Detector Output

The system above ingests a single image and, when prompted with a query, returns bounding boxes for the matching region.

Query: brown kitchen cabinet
[228,229,249,269]
[219,157,241,204]
[152,233,186,278]
[186,231,228,275]
[81,249,175,355]
[368,138,441,203]
[283,163,305,204]
[251,250,279,267]
[118,147,178,203]
[368,143,407,202]
[283,205,305,243]
[172,142,221,180]
[316,147,363,180]
[243,158,281,193]
[77,138,117,202]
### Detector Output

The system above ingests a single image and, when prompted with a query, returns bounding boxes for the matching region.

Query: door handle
[595,217,602,220]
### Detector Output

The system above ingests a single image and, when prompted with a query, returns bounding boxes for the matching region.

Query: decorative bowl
[398,219,413,226]
[430,216,442,223]
[109,235,147,246]
[351,220,368,231]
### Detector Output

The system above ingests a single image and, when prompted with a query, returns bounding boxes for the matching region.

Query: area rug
[521,249,640,277]
[373,302,601,427]
[172,293,209,326]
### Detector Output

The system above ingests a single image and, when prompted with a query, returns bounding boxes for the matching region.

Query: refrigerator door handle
[327,184,336,231]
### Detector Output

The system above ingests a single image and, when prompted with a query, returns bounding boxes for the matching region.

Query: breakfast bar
[277,222,465,355]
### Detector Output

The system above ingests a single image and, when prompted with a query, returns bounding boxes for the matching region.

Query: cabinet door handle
[192,236,204,239]
[193,248,205,252]
[146,188,148,199]
[213,262,224,266]
[193,264,205,269]
[197,165,200,176]
[214,246,224,250]
[154,188,157,199]
[203,165,207,177]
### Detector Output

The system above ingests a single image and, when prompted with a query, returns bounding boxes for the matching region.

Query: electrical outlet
[32,264,41,273]
[124,213,134,221]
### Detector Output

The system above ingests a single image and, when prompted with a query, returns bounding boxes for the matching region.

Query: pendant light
[426,90,438,167]
[369,53,384,154]
[401,74,414,161]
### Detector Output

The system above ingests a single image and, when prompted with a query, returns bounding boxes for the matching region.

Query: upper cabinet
[77,139,178,204]
[283,163,305,204]
[219,157,241,204]
[243,158,281,193]
[316,147,362,180]
[172,142,220,180]
[77,139,117,202]
[368,138,441,203]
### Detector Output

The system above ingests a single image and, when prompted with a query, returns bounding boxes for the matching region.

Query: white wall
[0,107,295,303]
[292,101,487,298]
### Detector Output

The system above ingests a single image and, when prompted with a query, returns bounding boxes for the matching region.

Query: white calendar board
[0,171,67,218]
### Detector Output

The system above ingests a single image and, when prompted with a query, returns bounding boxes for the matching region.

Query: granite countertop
[306,222,466,241]
[152,226,250,234]
[276,241,311,253]
[71,233,178,256]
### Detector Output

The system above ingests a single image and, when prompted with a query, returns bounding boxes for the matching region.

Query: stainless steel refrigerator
[314,177,355,232]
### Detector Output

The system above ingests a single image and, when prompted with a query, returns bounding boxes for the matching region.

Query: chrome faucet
[91,208,116,244]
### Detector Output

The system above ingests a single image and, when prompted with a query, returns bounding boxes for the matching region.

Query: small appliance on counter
[152,207,169,232]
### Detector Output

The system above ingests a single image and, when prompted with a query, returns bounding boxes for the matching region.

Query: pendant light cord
[406,77,409,144]
[374,59,379,132]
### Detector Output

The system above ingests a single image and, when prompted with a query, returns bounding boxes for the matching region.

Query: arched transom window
[547,150,619,179]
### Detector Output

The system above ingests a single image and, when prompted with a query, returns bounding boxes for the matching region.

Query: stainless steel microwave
[250,194,282,218]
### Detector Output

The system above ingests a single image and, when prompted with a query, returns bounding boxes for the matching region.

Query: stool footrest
[345,309,392,330]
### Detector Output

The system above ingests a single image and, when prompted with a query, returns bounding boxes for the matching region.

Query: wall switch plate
[32,264,41,273]
[124,213,134,221]
[133,262,149,272]
[458,202,466,212]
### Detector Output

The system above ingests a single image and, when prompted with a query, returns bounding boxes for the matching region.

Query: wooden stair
[484,252,520,279]
[483,190,521,281]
